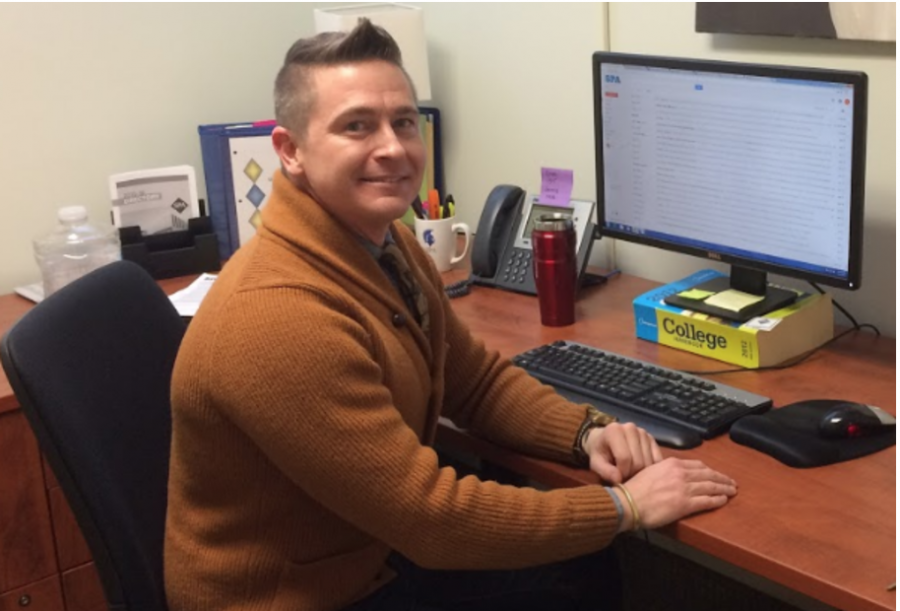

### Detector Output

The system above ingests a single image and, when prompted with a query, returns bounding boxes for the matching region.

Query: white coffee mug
[414,217,472,272]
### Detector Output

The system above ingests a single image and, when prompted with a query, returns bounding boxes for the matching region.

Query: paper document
[704,289,765,312]
[14,282,44,303]
[229,137,278,246]
[169,273,217,317]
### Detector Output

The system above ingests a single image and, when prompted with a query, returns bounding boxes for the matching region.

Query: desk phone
[471,185,596,295]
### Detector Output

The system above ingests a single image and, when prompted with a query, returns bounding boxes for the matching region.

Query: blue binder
[198,121,276,260]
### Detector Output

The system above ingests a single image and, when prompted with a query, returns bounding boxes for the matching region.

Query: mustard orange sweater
[164,172,620,611]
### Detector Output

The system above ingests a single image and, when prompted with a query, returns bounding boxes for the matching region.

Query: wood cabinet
[0,405,102,610]
[0,410,58,597]
[47,484,92,572]
[60,563,105,611]
[0,575,64,611]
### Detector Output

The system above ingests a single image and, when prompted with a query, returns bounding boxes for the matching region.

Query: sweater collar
[257,171,427,323]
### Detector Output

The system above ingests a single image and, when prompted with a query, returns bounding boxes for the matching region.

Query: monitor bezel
[593,52,867,290]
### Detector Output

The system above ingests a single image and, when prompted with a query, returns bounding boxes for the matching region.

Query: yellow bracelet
[615,483,642,531]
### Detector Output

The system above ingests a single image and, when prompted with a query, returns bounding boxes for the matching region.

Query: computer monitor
[593,53,867,322]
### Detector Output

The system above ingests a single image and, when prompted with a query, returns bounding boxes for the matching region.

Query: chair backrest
[1,261,186,611]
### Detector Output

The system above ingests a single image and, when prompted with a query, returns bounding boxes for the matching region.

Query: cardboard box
[634,270,834,368]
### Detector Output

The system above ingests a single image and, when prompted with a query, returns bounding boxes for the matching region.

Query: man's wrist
[582,426,602,455]
[610,485,635,533]
[605,486,624,531]
[572,406,617,467]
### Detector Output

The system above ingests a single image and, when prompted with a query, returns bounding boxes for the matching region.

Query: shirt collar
[358,230,397,260]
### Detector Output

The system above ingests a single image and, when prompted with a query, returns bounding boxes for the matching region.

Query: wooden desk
[437,271,895,611]
[0,273,894,611]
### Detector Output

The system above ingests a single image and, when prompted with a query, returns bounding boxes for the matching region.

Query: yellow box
[633,270,834,368]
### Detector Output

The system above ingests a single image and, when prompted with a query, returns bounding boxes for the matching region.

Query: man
[165,20,736,611]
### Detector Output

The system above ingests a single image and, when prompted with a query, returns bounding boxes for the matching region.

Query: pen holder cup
[414,217,471,272]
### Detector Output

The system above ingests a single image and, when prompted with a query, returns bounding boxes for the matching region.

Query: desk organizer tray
[119,216,220,280]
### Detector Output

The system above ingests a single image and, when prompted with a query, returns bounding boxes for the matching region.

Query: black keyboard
[512,340,772,448]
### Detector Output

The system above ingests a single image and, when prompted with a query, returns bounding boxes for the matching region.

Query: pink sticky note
[539,167,574,206]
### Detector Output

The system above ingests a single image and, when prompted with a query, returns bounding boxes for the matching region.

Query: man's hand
[616,457,737,531]
[584,422,663,483]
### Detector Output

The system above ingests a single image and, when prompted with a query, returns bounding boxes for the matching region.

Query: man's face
[278,60,425,244]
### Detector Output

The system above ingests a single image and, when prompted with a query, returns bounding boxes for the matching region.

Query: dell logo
[604,74,621,84]
[706,252,722,261]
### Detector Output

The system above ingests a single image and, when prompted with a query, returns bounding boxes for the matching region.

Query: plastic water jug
[34,206,121,297]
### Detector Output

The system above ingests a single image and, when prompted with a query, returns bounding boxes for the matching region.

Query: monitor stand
[664,267,797,323]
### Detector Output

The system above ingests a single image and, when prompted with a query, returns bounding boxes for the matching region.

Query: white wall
[606,3,896,337]
[1,3,894,337]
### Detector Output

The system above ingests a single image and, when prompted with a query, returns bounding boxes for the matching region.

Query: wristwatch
[572,405,617,467]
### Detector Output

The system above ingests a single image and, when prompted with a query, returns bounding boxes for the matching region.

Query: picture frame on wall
[696,2,896,42]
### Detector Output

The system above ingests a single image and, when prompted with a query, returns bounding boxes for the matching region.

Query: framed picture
[696,3,895,42]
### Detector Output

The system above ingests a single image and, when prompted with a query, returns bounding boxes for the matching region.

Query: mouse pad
[730,400,896,468]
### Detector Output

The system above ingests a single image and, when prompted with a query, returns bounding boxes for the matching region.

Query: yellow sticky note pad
[677,288,716,300]
[705,289,765,312]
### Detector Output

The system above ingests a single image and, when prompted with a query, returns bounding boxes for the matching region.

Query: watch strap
[572,406,617,467]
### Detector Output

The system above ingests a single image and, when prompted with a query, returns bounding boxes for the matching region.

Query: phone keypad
[502,248,533,285]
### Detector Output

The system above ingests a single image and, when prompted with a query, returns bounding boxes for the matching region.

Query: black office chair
[1,261,186,611]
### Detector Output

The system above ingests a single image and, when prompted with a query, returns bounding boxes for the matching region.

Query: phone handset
[470,185,526,283]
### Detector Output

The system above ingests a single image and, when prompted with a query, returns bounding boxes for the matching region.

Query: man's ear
[272,126,304,180]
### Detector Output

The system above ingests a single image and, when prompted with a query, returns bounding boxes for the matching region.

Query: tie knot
[380,242,406,266]
[379,243,430,335]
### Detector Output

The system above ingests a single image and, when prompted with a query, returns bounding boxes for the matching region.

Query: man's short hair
[274,18,417,137]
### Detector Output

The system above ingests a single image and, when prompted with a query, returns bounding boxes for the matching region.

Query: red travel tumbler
[532,213,577,327]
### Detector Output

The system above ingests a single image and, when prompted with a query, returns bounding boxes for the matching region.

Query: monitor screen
[593,53,867,295]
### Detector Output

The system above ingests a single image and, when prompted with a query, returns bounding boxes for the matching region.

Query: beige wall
[1,3,894,336]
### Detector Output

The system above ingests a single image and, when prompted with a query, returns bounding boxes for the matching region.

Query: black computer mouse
[818,403,896,440]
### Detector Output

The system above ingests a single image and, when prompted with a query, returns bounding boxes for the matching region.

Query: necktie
[380,243,430,335]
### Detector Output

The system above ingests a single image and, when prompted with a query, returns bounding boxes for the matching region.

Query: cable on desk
[445,275,473,299]
[679,285,881,376]
[581,269,621,289]
[809,282,881,336]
